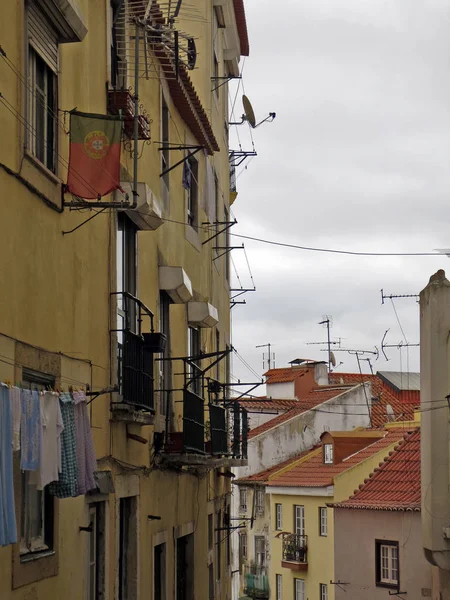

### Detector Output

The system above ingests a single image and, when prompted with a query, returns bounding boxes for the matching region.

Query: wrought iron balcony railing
[111,291,156,412]
[282,533,308,564]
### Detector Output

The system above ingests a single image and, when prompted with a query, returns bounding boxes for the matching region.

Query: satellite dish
[187,38,197,70]
[330,351,336,367]
[386,404,395,422]
[242,95,256,128]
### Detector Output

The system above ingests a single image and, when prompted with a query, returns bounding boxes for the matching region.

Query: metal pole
[326,319,331,371]
[133,20,140,209]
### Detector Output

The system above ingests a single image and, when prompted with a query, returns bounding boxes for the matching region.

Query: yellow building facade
[235,428,415,600]
[0,0,249,598]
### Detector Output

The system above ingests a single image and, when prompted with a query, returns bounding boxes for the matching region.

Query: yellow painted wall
[268,440,403,600]
[0,0,240,598]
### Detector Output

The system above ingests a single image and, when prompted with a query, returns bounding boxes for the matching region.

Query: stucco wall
[266,381,296,399]
[334,509,432,600]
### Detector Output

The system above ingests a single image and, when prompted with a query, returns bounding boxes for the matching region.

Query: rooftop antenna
[380,289,419,304]
[380,329,419,361]
[256,343,275,371]
[229,95,276,128]
[317,316,333,371]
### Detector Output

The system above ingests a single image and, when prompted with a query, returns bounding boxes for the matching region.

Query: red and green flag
[66,111,122,199]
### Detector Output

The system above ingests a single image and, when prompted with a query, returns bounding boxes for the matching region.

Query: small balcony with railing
[281,533,308,572]
[243,564,269,599]
[111,292,166,424]
[159,351,248,467]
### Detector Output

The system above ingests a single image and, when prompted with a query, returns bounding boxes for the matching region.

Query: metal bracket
[157,144,203,177]
[202,219,237,246]
[229,150,257,168]
[86,384,119,405]
[213,244,244,261]
[211,75,241,92]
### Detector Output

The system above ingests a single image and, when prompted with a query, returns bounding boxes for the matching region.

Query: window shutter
[27,1,58,72]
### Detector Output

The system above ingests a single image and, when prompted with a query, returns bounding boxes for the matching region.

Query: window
[376,540,399,587]
[159,292,172,416]
[88,503,106,600]
[188,326,201,395]
[154,542,167,600]
[216,510,221,580]
[324,443,334,464]
[208,513,213,550]
[255,488,265,515]
[294,505,305,536]
[294,578,305,600]
[320,583,328,600]
[224,206,230,281]
[27,2,57,172]
[119,497,138,600]
[255,536,266,567]
[186,155,199,229]
[110,0,128,88]
[319,507,327,536]
[239,487,248,512]
[161,95,170,192]
[276,574,282,600]
[239,532,247,563]
[176,533,194,600]
[275,504,282,530]
[117,214,137,331]
[20,369,55,557]
[208,563,214,600]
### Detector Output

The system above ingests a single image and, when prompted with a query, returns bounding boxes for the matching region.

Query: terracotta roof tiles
[232,0,249,56]
[331,428,420,511]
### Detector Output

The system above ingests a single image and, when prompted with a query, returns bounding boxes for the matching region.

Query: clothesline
[0,383,97,548]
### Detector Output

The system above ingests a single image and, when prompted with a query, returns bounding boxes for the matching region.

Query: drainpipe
[420,269,450,570]
[131,18,140,211]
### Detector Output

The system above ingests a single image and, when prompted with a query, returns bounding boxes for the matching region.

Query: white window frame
[186,155,199,229]
[324,443,334,464]
[255,488,265,515]
[239,487,248,512]
[276,574,282,600]
[239,532,247,562]
[255,536,266,567]
[320,583,328,600]
[379,543,399,586]
[275,503,282,530]
[295,578,305,600]
[319,507,328,537]
[294,505,305,536]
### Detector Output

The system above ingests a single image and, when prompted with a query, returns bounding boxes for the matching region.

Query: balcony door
[294,505,305,537]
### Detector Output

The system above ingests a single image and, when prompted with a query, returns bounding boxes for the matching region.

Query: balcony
[110,292,162,424]
[243,565,269,599]
[281,534,308,572]
[158,350,248,468]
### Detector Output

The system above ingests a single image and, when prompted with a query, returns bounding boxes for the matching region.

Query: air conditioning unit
[115,182,164,231]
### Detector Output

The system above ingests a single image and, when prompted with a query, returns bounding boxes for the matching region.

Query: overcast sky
[228,0,450,389]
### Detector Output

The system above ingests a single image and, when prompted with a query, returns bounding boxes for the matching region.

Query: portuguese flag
[66,111,122,199]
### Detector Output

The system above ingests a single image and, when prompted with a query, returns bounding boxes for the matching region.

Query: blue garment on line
[20,389,41,471]
[0,385,18,546]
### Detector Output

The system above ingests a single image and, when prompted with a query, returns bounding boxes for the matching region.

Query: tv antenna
[317,316,335,371]
[381,329,419,361]
[229,95,276,128]
[380,289,419,304]
[256,343,275,371]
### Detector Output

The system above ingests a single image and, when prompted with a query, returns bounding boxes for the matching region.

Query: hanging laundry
[73,391,97,495]
[0,384,18,546]
[20,389,41,471]
[32,391,64,490]
[10,386,21,452]
[49,392,77,498]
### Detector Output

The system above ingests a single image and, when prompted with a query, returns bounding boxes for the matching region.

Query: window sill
[25,151,61,185]
[20,550,55,564]
[376,582,399,589]
[185,224,201,251]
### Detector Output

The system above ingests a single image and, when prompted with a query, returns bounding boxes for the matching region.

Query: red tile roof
[238,398,300,411]
[232,0,249,56]
[329,373,415,426]
[331,428,420,511]
[264,366,310,384]
[235,446,320,485]
[265,428,409,488]
[247,385,356,439]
